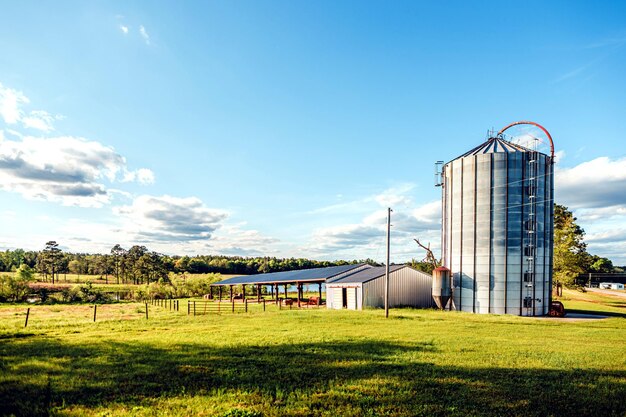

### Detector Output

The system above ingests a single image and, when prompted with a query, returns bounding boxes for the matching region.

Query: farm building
[326,265,434,310]
[211,263,435,310]
[210,263,373,305]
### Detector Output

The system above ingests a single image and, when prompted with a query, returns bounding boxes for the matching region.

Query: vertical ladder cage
[523,139,538,316]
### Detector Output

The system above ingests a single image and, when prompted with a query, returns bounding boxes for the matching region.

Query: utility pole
[385,207,392,318]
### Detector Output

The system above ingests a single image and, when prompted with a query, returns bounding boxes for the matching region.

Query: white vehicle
[599,282,625,290]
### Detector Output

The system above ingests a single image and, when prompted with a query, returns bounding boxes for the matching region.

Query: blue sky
[1,1,626,264]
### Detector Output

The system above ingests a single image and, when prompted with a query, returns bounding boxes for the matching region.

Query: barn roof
[328,264,420,284]
[211,263,369,286]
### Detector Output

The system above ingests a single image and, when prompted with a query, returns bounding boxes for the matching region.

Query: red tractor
[549,301,566,317]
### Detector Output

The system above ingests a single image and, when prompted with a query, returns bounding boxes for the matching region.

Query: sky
[1,1,626,264]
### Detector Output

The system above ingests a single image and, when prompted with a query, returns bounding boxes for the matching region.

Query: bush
[169,273,222,297]
[145,280,175,299]
[62,282,110,303]
[0,265,34,302]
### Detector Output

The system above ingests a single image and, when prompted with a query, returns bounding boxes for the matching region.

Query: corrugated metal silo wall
[362,268,434,308]
[443,151,553,316]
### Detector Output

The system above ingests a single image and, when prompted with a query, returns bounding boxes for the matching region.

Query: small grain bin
[432,266,451,309]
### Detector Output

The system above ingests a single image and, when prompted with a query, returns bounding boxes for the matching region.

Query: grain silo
[438,121,554,316]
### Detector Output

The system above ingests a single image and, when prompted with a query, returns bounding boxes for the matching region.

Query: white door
[332,287,343,309]
[347,287,357,310]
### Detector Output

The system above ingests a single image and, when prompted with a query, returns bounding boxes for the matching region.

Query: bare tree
[414,239,440,272]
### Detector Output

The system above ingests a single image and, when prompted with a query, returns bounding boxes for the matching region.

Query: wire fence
[1,297,328,328]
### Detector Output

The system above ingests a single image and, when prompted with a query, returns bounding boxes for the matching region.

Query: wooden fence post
[232,300,235,313]
[245,299,248,313]
[187,301,190,315]
[145,303,149,319]
[93,305,97,322]
[24,308,30,327]
[193,301,196,316]
[263,298,266,312]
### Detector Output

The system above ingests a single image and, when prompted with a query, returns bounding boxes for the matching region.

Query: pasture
[0,292,624,417]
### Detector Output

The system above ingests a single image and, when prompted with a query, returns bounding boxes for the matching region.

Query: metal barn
[326,265,434,310]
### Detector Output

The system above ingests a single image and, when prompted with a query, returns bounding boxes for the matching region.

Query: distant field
[555,288,626,315]
[0,292,624,416]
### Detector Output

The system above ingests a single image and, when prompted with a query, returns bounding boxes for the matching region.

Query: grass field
[0,293,624,416]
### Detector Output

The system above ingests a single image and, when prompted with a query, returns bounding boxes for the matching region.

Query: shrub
[0,265,34,302]
[63,282,110,303]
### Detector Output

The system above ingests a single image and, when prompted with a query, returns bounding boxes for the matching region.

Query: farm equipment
[548,301,565,317]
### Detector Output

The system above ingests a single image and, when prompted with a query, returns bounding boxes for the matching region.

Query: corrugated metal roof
[211,263,368,285]
[329,265,424,284]
[453,137,531,160]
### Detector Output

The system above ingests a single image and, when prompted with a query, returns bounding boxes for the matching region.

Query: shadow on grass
[0,337,624,417]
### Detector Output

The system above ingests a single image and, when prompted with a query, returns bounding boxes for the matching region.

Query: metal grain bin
[432,266,451,310]
[440,122,554,316]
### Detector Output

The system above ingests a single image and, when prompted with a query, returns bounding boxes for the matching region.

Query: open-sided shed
[326,265,434,310]
[210,263,372,305]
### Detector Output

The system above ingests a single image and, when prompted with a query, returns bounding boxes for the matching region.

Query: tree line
[0,203,620,288]
[0,243,374,285]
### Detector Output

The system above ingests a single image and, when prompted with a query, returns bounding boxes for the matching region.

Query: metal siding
[347,287,357,310]
[330,286,343,309]
[363,279,384,308]
[326,286,334,309]
[362,267,433,308]
[443,139,553,315]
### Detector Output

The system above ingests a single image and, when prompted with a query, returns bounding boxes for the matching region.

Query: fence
[175,298,325,315]
[186,299,250,315]
[149,298,181,312]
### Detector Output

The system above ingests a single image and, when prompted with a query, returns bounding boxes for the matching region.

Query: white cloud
[374,183,415,207]
[115,195,228,242]
[305,195,441,262]
[556,156,626,209]
[139,25,150,45]
[209,224,281,256]
[554,150,565,164]
[0,135,154,207]
[119,25,129,35]
[0,83,61,131]
[0,83,29,124]
[122,167,155,184]
[21,110,56,132]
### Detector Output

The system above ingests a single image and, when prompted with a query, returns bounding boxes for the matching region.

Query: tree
[553,205,589,287]
[68,260,81,276]
[110,244,126,284]
[41,241,63,284]
[127,245,148,284]
[588,255,613,274]
[96,254,112,283]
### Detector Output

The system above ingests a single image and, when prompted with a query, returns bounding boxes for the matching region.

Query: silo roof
[454,137,531,160]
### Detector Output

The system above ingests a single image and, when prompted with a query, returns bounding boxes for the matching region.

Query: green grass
[0,294,624,417]
[556,288,626,316]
